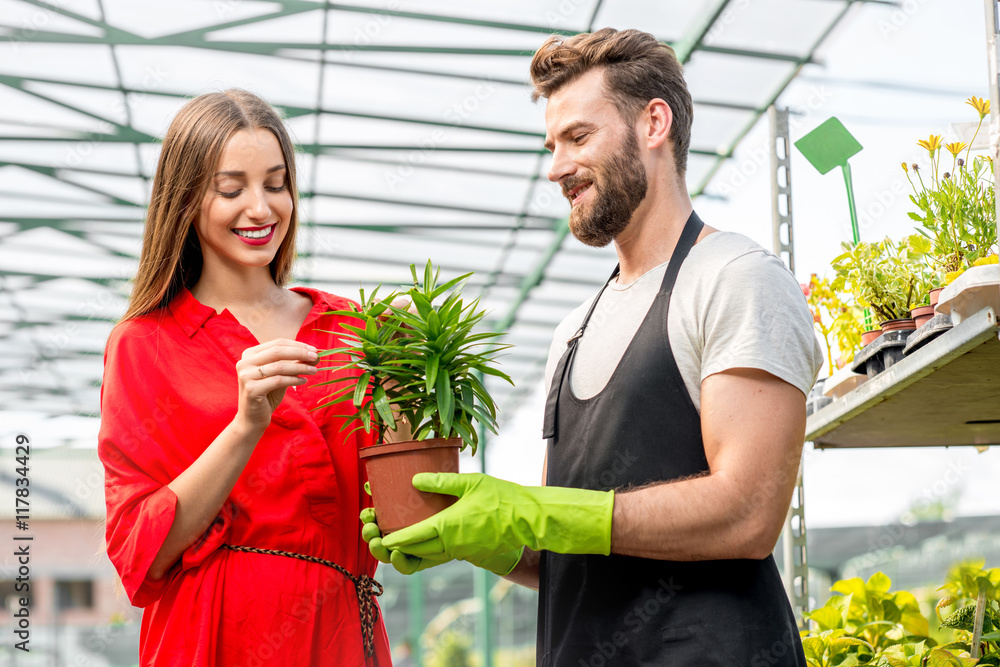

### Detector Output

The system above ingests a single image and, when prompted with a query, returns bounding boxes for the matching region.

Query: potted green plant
[833,235,936,376]
[832,234,936,330]
[312,261,513,533]
[904,96,998,296]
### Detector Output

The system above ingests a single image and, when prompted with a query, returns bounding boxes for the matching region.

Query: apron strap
[541,264,619,441]
[541,211,704,442]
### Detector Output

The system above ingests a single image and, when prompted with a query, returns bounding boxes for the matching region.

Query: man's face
[544,69,648,248]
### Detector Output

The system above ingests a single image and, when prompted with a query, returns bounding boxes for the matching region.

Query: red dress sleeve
[98,321,190,608]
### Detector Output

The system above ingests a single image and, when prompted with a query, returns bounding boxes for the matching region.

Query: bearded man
[367,27,823,666]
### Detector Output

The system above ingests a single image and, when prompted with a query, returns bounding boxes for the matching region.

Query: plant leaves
[425,355,439,395]
[372,383,396,430]
[353,371,371,407]
[436,370,453,438]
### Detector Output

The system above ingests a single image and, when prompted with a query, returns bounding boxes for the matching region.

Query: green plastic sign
[794,117,863,175]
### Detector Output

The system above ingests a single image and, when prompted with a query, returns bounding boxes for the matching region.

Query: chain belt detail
[222,544,384,657]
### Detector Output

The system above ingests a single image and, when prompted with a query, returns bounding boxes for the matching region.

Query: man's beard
[564,128,648,248]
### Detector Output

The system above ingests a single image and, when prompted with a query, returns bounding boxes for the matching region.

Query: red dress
[98,285,392,666]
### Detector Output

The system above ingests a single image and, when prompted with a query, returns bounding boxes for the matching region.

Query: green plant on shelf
[933,561,1000,663]
[904,96,999,280]
[832,235,936,324]
[802,273,865,370]
[802,566,1000,666]
[313,260,513,454]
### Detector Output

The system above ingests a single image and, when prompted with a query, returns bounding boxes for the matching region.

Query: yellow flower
[967,95,990,120]
[901,161,908,172]
[944,142,967,158]
[944,269,964,285]
[917,134,942,157]
[973,254,999,267]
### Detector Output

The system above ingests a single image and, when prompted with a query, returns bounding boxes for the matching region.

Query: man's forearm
[504,547,541,590]
[610,466,797,561]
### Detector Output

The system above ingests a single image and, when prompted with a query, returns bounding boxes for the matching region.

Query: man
[365,27,823,665]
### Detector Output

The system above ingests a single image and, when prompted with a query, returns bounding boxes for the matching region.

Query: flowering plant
[801,274,865,370]
[832,235,937,323]
[904,96,998,279]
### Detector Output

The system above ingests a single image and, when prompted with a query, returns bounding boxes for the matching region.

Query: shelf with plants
[805,304,999,449]
[804,96,999,449]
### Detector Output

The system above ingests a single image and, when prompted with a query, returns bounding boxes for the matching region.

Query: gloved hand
[360,506,450,574]
[380,473,614,571]
[360,504,521,576]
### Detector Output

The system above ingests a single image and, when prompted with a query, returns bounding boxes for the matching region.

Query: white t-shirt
[544,231,824,413]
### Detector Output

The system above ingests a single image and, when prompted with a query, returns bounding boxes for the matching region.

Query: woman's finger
[250,360,317,380]
[243,344,318,366]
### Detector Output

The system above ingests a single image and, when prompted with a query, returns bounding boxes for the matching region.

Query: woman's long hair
[120,89,300,323]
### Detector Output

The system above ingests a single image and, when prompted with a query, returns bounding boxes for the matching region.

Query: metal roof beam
[693,0,857,196]
[308,190,560,220]
[317,2,579,36]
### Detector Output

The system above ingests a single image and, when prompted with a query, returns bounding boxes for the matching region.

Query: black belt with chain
[221,544,384,657]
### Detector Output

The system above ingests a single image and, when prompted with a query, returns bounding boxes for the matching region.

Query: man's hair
[530,27,693,179]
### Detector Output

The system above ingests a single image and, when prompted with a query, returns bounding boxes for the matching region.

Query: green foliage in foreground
[313,261,513,454]
[804,563,1000,666]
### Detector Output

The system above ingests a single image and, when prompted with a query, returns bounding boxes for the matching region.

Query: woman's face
[193,127,293,273]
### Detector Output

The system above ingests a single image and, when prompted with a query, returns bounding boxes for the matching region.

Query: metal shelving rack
[806,307,1000,449]
[775,0,1000,623]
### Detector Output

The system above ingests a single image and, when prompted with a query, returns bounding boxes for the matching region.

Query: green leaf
[476,364,514,385]
[425,355,440,395]
[868,572,893,594]
[430,272,472,301]
[941,605,978,633]
[372,383,396,430]
[436,370,453,437]
[805,593,852,631]
[424,259,434,294]
[353,371,371,407]
[925,648,978,667]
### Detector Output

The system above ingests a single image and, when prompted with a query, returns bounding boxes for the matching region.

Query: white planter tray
[936,264,1000,326]
[821,363,867,399]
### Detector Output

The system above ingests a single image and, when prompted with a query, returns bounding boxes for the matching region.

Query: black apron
[538,211,805,666]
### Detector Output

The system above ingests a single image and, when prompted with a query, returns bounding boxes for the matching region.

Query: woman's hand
[234,338,318,432]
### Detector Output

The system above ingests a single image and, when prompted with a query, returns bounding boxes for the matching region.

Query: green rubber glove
[380,473,614,569]
[359,506,450,574]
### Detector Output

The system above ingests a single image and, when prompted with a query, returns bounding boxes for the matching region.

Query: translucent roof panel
[0,0,865,443]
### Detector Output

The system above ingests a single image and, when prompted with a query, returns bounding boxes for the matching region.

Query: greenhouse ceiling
[0,0,878,444]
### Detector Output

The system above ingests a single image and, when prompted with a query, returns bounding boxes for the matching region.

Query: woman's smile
[233,223,277,245]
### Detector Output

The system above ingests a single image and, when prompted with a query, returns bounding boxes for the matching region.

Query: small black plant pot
[902,312,953,356]
[851,329,911,379]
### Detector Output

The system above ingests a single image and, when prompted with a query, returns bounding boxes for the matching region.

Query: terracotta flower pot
[879,318,916,333]
[928,287,945,308]
[860,329,882,346]
[359,437,461,535]
[909,305,935,328]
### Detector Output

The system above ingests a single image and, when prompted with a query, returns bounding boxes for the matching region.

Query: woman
[98,89,391,665]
